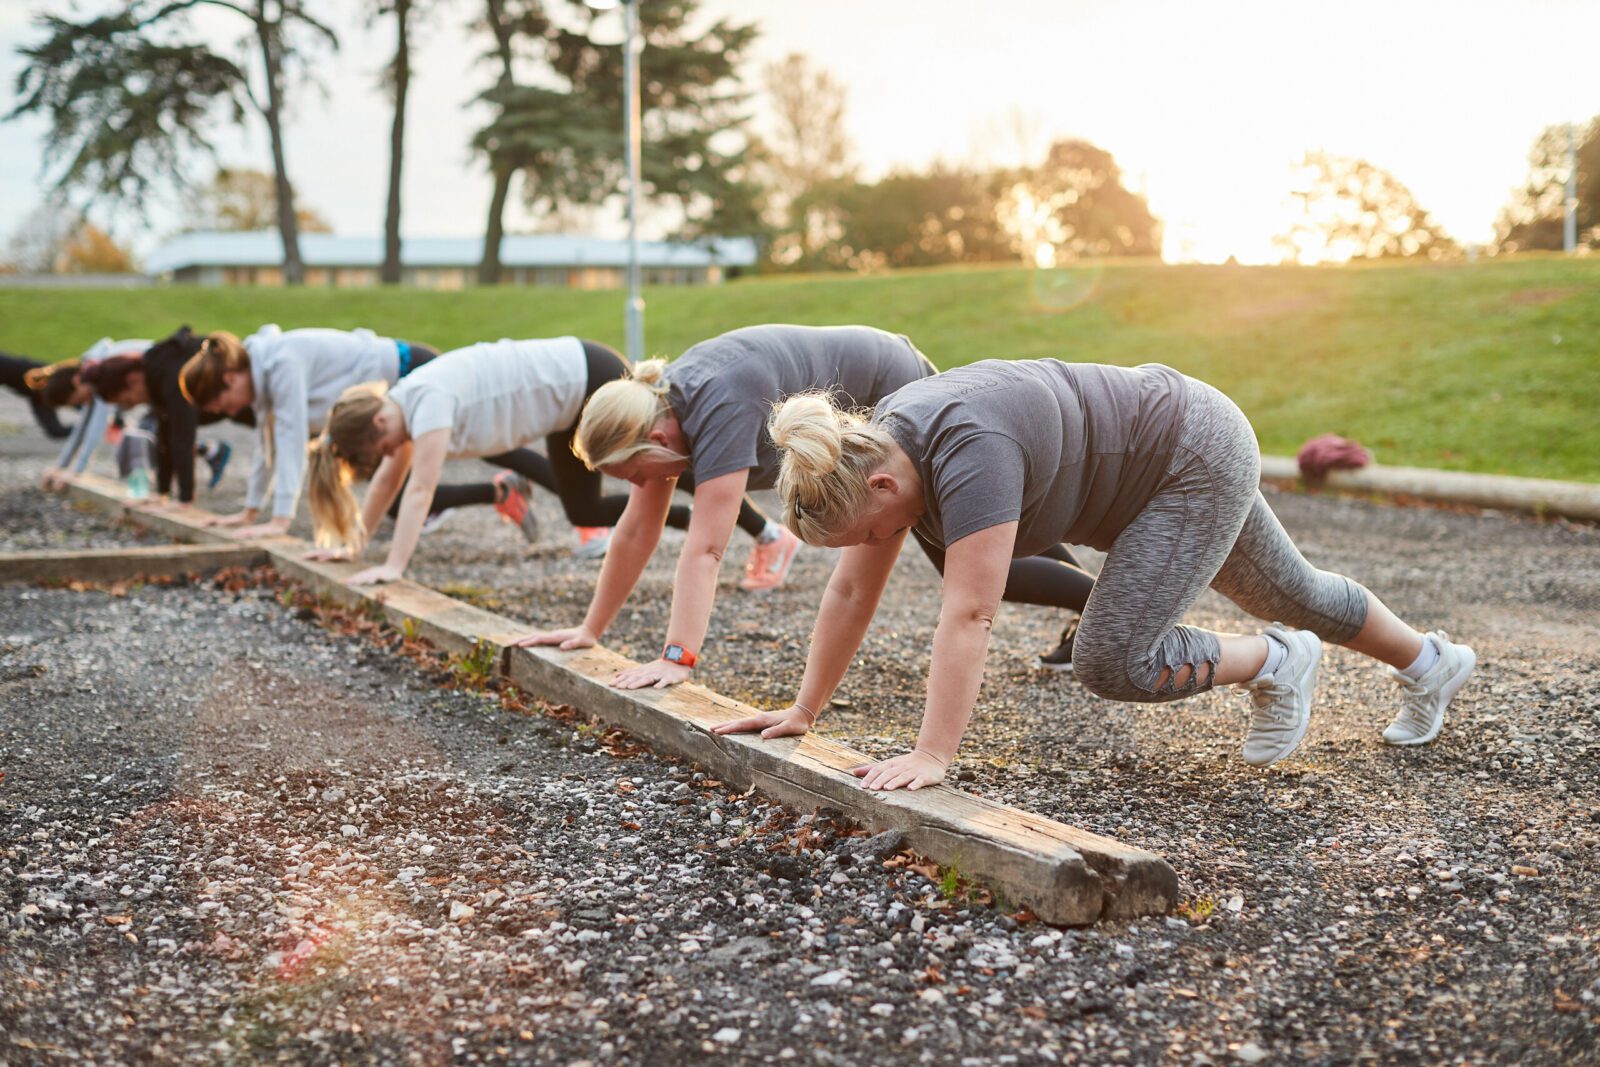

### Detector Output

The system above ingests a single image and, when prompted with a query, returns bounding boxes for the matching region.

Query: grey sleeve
[405,389,458,442]
[681,392,764,484]
[930,432,1029,547]
[243,420,272,511]
[265,361,312,518]
[62,400,113,474]
[55,405,92,469]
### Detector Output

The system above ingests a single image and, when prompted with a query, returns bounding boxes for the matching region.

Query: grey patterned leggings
[1072,378,1371,704]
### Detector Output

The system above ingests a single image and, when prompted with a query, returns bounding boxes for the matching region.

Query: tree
[1494,117,1600,253]
[183,167,331,232]
[1276,151,1455,264]
[815,166,1012,272]
[996,139,1161,263]
[374,0,440,284]
[471,0,761,283]
[60,224,137,273]
[757,52,854,268]
[472,0,556,284]
[3,200,134,274]
[3,200,81,273]
[9,1,339,285]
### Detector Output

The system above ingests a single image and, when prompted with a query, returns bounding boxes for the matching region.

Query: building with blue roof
[143,232,759,289]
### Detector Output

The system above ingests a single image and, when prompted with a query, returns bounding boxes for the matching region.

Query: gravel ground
[4,390,1599,1063]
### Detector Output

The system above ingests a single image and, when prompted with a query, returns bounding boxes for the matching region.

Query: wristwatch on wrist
[662,643,698,668]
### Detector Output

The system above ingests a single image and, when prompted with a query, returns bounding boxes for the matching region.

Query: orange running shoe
[574,526,612,559]
[738,526,801,592]
[492,472,540,542]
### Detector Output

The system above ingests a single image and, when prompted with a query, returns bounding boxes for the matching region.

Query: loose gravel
[4,390,1598,1064]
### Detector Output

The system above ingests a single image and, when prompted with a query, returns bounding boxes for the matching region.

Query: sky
[1,0,1596,264]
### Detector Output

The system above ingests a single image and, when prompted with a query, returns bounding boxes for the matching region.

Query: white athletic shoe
[420,508,456,535]
[1240,624,1321,767]
[1381,632,1475,746]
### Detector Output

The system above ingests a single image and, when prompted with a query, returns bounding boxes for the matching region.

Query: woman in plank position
[4,349,75,439]
[516,324,1096,686]
[81,327,237,507]
[715,359,1475,788]
[177,324,561,546]
[30,340,151,490]
[305,336,692,584]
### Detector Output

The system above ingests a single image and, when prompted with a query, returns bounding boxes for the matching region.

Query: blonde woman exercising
[305,337,686,584]
[715,359,1475,789]
[517,325,1097,688]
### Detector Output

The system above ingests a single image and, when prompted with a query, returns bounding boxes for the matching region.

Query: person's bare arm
[513,475,676,649]
[611,469,749,689]
[856,522,1016,791]
[714,530,904,737]
[350,431,446,584]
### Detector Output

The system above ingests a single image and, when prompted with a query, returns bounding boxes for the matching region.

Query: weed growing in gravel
[1178,895,1219,922]
[451,639,500,690]
[401,618,418,642]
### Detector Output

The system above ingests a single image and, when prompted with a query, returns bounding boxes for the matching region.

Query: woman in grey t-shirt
[517,325,1098,690]
[716,359,1475,789]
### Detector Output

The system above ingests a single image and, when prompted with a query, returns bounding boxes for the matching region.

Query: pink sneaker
[492,472,540,542]
[739,527,801,592]
[574,526,612,559]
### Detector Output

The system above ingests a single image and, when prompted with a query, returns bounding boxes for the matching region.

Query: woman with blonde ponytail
[302,336,679,585]
[517,324,1097,689]
[176,323,484,541]
[717,359,1475,789]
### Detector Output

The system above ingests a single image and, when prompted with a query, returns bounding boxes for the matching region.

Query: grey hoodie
[243,324,401,518]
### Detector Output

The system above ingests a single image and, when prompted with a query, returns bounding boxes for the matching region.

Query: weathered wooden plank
[0,543,270,585]
[58,472,1181,924]
[63,474,235,545]
[502,643,1178,924]
[1260,455,1600,522]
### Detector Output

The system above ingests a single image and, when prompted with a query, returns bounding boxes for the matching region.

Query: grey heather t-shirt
[876,359,1191,556]
[667,325,936,490]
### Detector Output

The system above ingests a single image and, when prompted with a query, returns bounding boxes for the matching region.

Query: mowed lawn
[3,256,1597,481]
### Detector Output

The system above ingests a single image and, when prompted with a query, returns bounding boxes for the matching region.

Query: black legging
[913,528,1095,612]
[0,351,72,439]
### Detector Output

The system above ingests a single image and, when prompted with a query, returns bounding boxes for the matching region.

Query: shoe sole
[1383,645,1476,746]
[1035,659,1074,674]
[739,540,801,592]
[1245,632,1320,767]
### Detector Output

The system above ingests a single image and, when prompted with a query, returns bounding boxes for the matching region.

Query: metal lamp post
[587,0,644,362]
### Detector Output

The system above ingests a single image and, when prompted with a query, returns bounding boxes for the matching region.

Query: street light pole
[621,0,644,362]
[1564,121,1578,255]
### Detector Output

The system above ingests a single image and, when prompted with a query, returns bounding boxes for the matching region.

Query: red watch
[662,643,698,668]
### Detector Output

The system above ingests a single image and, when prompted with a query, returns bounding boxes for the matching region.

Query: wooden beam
[0,543,269,585]
[57,473,1181,924]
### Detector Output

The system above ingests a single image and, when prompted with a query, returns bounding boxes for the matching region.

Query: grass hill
[3,256,1596,481]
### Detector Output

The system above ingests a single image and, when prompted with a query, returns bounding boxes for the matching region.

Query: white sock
[1399,636,1440,680]
[757,521,784,544]
[1251,632,1289,682]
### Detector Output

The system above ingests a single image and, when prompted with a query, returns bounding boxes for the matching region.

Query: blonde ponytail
[573,358,686,470]
[770,392,895,544]
[306,437,361,549]
[305,383,390,550]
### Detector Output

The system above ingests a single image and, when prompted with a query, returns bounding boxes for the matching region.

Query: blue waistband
[396,340,414,378]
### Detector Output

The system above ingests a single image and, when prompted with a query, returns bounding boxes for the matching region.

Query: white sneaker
[420,508,456,535]
[1382,632,1475,746]
[1240,625,1321,766]
[573,526,612,560]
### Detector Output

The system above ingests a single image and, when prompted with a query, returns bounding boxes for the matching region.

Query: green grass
[5,255,1597,481]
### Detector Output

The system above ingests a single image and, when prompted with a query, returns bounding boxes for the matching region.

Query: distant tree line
[4,5,1596,278]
